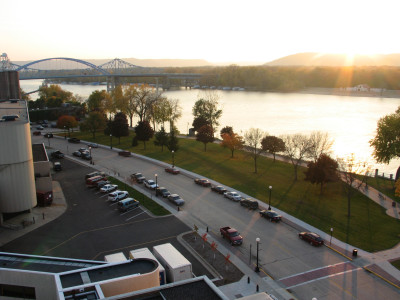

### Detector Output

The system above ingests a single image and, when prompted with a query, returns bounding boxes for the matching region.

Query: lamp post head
[256,237,260,243]
[269,186,272,190]
[155,174,157,177]
[172,150,174,153]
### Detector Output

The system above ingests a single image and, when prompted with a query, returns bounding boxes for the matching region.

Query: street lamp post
[155,174,158,196]
[268,186,272,210]
[330,228,333,245]
[64,126,66,139]
[89,146,92,164]
[172,150,175,168]
[255,238,260,272]
[110,134,113,149]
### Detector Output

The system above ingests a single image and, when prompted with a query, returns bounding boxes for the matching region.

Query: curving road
[33,134,400,300]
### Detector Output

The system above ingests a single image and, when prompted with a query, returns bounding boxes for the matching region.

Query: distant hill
[265,53,400,66]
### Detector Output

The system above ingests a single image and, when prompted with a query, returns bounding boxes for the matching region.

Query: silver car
[168,194,185,206]
[108,190,129,202]
[224,191,242,202]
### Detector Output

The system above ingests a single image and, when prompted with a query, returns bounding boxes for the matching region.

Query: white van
[118,198,139,212]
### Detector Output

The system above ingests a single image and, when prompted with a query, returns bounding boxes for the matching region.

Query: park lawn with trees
[67,130,399,252]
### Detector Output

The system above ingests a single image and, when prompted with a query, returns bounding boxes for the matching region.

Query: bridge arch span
[15,57,111,75]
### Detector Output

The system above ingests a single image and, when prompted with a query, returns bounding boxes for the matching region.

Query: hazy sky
[2,0,399,64]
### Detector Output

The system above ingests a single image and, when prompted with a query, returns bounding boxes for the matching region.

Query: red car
[299,232,324,246]
[194,178,211,187]
[33,131,41,136]
[165,167,180,174]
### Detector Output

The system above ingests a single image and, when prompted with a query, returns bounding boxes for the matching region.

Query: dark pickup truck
[220,226,243,245]
[130,172,146,183]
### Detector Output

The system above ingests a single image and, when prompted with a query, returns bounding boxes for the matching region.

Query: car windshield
[270,212,278,217]
[229,232,239,237]
[160,189,167,192]
[171,195,179,200]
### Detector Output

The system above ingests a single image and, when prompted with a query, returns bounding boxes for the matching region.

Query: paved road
[32,134,400,300]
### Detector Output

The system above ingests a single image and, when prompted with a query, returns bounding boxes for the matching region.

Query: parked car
[33,131,41,136]
[259,210,282,222]
[118,150,131,157]
[240,198,259,209]
[78,148,87,153]
[220,226,243,245]
[211,185,227,194]
[36,125,44,130]
[131,172,146,183]
[73,151,82,157]
[100,184,118,193]
[88,143,98,148]
[165,167,180,174]
[168,194,185,206]
[144,179,158,189]
[96,180,111,190]
[108,190,129,202]
[44,133,53,138]
[51,150,64,159]
[194,178,211,187]
[299,232,324,246]
[53,162,62,171]
[156,187,171,198]
[68,137,80,143]
[118,198,140,212]
[81,152,92,160]
[224,191,242,202]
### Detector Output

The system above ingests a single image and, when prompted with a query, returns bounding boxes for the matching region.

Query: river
[20,79,400,177]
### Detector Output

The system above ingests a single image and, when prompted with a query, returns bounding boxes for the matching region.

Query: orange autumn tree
[57,115,78,135]
[221,132,244,158]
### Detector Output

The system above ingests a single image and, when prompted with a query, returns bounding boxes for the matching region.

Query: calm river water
[21,79,400,176]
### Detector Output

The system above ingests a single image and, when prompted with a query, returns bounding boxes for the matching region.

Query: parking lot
[0,158,212,277]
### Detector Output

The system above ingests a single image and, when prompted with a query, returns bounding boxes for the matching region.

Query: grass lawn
[391,259,400,271]
[68,131,400,252]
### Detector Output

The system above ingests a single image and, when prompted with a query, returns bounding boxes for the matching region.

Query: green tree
[196,125,214,152]
[192,116,209,132]
[192,94,222,133]
[370,107,400,178]
[79,112,107,139]
[135,120,154,150]
[112,112,129,144]
[38,84,73,106]
[87,90,109,113]
[220,126,233,138]
[154,126,169,152]
[304,154,338,194]
[167,128,180,152]
[261,135,286,162]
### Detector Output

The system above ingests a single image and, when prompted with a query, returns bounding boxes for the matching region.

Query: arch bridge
[13,57,203,91]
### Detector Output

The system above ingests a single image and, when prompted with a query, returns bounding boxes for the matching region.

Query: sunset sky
[2,0,399,64]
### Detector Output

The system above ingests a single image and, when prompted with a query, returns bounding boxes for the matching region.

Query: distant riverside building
[344,84,385,93]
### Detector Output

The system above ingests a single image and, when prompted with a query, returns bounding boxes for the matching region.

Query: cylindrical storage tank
[0,121,36,213]
[0,71,20,100]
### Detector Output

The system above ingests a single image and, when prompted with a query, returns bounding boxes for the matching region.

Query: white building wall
[0,268,59,299]
[0,122,36,213]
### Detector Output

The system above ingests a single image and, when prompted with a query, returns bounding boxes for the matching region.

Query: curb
[363,266,400,290]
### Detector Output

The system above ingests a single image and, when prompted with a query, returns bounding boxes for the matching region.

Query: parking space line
[120,207,140,216]
[125,211,146,221]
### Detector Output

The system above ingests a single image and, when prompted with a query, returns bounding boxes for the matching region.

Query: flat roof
[0,252,105,274]
[0,99,29,124]
[107,276,227,300]
[60,258,158,289]
[32,143,48,162]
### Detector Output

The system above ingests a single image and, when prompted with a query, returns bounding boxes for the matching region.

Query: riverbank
[298,87,400,98]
